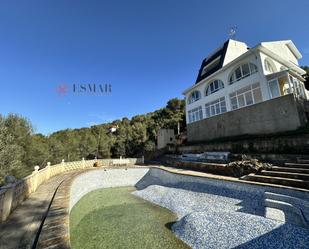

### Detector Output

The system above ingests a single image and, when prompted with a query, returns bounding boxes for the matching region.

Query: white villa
[183,39,309,141]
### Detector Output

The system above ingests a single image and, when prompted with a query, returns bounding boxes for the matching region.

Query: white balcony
[266,70,308,100]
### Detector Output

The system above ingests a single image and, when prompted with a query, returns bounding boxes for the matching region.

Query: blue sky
[0,0,309,134]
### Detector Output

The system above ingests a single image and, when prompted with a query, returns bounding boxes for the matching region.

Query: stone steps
[259,170,309,181]
[284,162,309,169]
[264,192,309,228]
[241,174,309,189]
[264,198,308,228]
[270,166,309,174]
[297,159,309,164]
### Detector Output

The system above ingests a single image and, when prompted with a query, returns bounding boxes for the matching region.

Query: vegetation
[1,66,308,184]
[301,66,309,90]
[0,98,185,184]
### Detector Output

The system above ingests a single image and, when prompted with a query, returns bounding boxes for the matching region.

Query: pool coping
[35,165,309,249]
[148,165,309,193]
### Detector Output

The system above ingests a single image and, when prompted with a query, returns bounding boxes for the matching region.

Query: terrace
[266,70,307,100]
[0,159,308,249]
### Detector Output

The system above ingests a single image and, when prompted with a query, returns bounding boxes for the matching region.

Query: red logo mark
[56,84,68,96]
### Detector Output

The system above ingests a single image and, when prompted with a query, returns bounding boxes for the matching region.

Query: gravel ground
[133,185,309,249]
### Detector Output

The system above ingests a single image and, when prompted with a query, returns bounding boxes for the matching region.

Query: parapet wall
[0,158,143,223]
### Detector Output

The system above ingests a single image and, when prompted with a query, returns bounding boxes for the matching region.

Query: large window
[188,106,203,123]
[201,56,221,76]
[188,90,201,104]
[229,63,258,84]
[268,79,280,98]
[205,97,227,118]
[205,79,224,96]
[230,83,262,110]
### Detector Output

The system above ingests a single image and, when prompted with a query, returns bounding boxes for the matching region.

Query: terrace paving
[0,171,80,249]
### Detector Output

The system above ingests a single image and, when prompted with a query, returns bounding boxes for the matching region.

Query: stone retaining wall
[0,158,143,223]
[170,134,309,155]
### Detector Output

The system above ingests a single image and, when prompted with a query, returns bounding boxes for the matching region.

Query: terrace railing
[0,157,144,223]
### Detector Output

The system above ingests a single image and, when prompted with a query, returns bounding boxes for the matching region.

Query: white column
[61,159,65,172]
[46,162,51,179]
[82,157,85,168]
[287,73,293,94]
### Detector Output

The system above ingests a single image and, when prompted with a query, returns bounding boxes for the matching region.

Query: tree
[48,136,65,164]
[144,140,156,153]
[25,134,50,168]
[0,97,186,181]
[0,115,25,183]
[301,66,309,90]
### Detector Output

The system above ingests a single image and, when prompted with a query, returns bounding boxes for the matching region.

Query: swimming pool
[69,167,309,249]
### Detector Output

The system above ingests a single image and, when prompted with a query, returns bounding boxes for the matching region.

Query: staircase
[241,160,309,190]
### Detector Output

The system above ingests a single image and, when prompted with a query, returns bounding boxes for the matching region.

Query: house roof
[194,40,230,83]
[183,40,306,95]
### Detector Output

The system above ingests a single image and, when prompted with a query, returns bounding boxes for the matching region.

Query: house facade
[183,39,309,142]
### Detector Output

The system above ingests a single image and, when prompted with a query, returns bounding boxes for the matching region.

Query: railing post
[33,165,40,192]
[46,162,51,179]
[61,159,65,172]
[82,157,85,169]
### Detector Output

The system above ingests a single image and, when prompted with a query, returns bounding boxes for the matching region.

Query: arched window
[205,79,224,96]
[188,90,201,104]
[264,58,276,73]
[229,62,258,84]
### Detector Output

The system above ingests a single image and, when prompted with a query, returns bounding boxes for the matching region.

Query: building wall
[187,94,306,142]
[261,41,299,65]
[222,40,248,66]
[185,52,268,123]
[157,129,175,149]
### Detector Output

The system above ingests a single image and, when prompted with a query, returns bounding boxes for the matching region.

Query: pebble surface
[133,185,309,249]
[69,167,309,249]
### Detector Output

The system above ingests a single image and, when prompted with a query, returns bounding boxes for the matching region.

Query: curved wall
[69,168,149,210]
[69,167,309,212]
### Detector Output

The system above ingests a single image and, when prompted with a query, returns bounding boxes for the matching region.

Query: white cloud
[85,121,99,126]
[86,112,120,127]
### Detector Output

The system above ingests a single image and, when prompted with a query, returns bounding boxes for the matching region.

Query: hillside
[0,98,185,184]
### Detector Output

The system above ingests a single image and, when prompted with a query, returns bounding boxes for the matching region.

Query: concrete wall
[187,94,307,142]
[172,133,309,155]
[157,129,175,149]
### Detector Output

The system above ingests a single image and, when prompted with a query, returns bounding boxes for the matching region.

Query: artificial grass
[70,187,190,249]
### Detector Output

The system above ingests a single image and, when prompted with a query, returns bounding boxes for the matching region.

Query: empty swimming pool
[69,167,309,249]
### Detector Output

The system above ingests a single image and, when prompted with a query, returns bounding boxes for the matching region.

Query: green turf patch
[70,187,190,249]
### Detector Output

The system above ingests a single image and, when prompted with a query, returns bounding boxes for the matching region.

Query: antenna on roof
[229,26,237,39]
